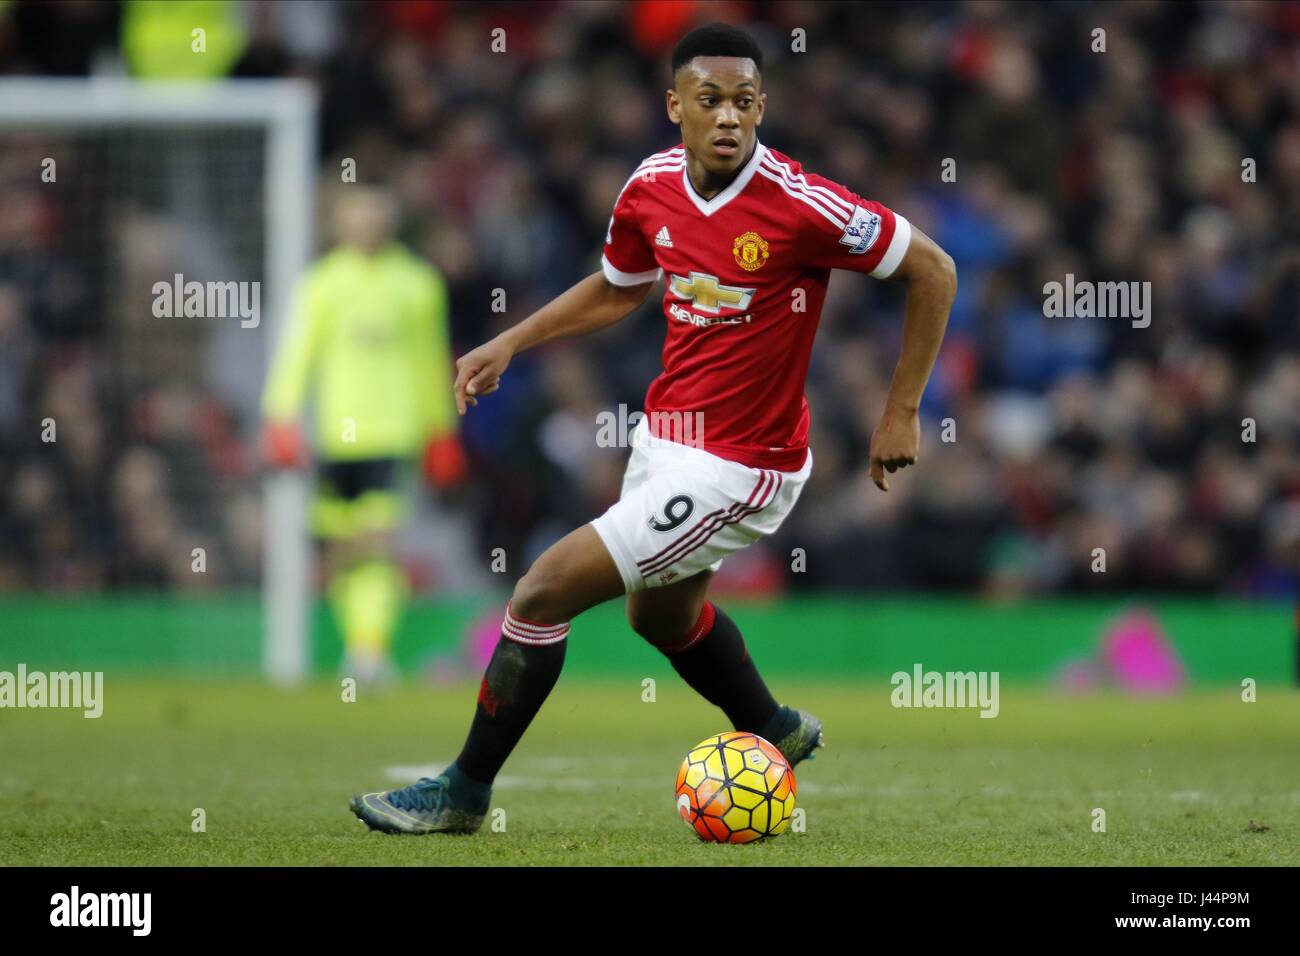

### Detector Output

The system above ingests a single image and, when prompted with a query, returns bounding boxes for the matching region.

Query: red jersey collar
[682,141,767,217]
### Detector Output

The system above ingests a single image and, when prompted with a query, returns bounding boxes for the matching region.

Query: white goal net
[0,78,317,684]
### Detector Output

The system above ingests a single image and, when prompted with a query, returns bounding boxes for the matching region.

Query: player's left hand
[867,401,920,492]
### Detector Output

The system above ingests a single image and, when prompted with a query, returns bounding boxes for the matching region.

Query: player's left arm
[869,226,957,491]
[795,169,957,491]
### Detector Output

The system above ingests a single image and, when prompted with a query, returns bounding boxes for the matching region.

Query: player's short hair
[671,22,763,76]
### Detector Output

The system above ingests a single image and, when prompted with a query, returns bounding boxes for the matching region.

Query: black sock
[452,608,568,786]
[756,703,801,744]
[658,602,779,731]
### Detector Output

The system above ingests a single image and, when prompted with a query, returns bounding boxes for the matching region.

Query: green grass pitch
[1,678,1297,865]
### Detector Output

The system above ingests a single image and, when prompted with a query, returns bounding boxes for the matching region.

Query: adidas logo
[655,226,673,248]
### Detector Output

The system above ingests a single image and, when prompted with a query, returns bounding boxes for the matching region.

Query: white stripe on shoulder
[615,161,685,205]
[631,161,685,180]
[642,147,685,166]
[633,151,685,179]
[760,155,856,217]
[755,166,847,228]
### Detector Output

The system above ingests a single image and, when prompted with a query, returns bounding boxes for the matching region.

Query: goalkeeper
[261,185,465,682]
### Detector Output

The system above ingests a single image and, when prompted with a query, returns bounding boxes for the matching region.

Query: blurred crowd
[1,0,1299,596]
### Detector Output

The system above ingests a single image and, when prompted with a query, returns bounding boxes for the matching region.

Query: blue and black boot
[349,764,491,835]
[759,704,824,767]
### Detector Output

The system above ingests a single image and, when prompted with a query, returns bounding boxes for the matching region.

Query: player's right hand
[454,338,512,414]
[261,420,306,470]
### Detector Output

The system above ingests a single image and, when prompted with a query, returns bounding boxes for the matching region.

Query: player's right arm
[454,272,654,414]
[455,173,660,414]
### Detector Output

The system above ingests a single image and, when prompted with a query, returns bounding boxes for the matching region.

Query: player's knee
[626,601,692,647]
[510,566,570,625]
[625,603,659,642]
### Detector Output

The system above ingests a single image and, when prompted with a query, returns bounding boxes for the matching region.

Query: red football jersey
[602,141,912,471]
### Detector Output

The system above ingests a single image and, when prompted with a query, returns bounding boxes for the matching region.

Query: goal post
[0,78,318,685]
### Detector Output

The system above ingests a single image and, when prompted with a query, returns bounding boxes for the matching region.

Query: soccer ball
[675,731,797,843]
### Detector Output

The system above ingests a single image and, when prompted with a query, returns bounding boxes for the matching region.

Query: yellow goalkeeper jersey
[262,242,455,460]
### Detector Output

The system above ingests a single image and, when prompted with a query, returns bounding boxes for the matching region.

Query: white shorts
[591,422,813,592]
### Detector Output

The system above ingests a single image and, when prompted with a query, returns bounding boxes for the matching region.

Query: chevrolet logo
[669,272,756,314]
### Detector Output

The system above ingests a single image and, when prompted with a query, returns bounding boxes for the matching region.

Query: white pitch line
[381,765,1300,804]
[382,763,864,796]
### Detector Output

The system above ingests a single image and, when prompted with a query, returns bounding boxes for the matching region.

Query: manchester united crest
[732,231,770,272]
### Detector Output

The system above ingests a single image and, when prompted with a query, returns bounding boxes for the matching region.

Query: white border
[871,214,912,279]
[602,254,663,287]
